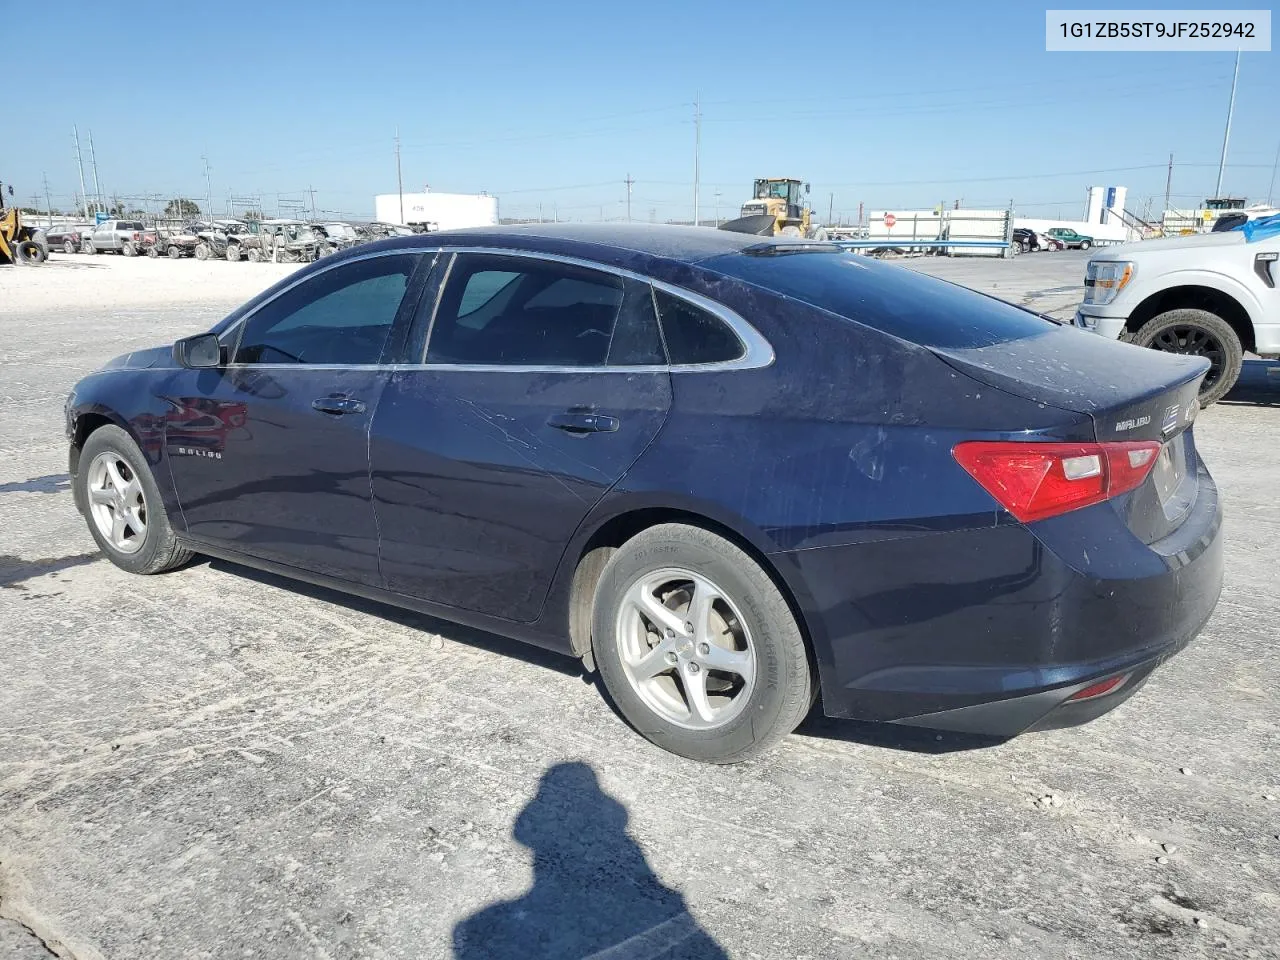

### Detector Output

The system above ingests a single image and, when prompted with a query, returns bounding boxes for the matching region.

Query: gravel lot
[1,251,1277,960]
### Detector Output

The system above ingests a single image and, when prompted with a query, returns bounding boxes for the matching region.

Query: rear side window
[701,250,1054,349]
[654,290,744,365]
[429,254,658,367]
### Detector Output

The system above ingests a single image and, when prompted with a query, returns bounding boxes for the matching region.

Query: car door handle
[311,397,366,415]
[546,412,620,434]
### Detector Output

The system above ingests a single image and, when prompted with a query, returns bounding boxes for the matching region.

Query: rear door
[166,251,432,584]
[369,251,672,622]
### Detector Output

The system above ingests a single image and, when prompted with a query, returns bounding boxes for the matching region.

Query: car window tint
[427,255,624,367]
[701,250,1054,349]
[456,270,521,326]
[235,254,420,365]
[606,281,666,365]
[653,289,744,365]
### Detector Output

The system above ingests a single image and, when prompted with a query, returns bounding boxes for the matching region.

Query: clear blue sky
[8,0,1278,222]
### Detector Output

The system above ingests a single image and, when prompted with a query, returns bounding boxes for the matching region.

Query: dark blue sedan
[65,225,1223,761]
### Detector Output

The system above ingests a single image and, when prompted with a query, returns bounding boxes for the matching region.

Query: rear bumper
[784,461,1223,739]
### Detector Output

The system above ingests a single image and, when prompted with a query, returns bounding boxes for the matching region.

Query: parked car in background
[1076,223,1280,404]
[315,221,359,256]
[65,224,1223,762]
[88,220,147,256]
[1046,227,1094,250]
[1012,228,1039,253]
[45,223,93,254]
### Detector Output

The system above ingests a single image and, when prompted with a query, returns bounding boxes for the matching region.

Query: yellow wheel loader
[0,182,49,265]
[719,178,828,240]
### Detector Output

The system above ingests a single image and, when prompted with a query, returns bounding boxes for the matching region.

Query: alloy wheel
[1150,325,1226,390]
[615,568,756,730]
[86,452,148,554]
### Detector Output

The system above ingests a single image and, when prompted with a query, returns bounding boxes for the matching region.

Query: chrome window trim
[223,247,441,359]
[218,244,774,375]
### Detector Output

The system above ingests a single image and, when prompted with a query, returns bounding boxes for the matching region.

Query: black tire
[64,239,77,255]
[1079,239,1092,250]
[75,425,193,575]
[147,246,159,258]
[1131,308,1244,406]
[122,241,137,257]
[14,240,46,264]
[84,242,97,255]
[195,243,210,260]
[226,243,241,262]
[591,523,813,762]
[167,245,182,259]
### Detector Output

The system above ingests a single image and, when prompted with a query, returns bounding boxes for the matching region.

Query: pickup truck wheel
[1132,308,1243,406]
[63,239,77,255]
[122,241,137,256]
[84,242,96,254]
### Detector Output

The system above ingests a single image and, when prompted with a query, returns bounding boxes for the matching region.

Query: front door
[166,251,430,584]
[369,252,672,622]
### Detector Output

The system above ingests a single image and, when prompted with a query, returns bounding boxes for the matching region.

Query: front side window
[427,254,656,367]
[234,253,420,365]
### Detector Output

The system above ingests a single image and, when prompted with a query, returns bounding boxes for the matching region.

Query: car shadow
[201,557,583,678]
[452,761,728,960]
[202,559,1002,755]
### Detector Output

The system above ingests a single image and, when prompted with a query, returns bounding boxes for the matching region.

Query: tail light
[952,440,1161,523]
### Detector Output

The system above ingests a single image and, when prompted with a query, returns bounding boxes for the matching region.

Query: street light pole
[1214,50,1241,199]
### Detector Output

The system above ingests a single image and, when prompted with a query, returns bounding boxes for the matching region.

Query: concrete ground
[1,252,1277,960]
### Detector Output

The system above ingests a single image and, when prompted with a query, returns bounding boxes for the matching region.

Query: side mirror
[173,333,224,369]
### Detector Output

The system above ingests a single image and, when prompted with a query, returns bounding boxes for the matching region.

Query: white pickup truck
[1074,229,1279,404]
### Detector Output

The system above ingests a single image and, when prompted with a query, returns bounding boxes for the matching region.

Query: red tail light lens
[952,440,1161,522]
[1067,673,1129,701]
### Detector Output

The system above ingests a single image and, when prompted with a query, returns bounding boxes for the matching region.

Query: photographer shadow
[453,762,727,960]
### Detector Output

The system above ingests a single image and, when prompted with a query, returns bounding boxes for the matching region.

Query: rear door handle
[311,397,366,416]
[547,411,620,434]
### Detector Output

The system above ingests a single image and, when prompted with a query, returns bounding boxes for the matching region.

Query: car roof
[403,223,774,265]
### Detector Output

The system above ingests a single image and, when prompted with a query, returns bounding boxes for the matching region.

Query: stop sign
[884,213,897,228]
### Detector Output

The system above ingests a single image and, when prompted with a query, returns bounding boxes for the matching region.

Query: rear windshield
[701,250,1054,349]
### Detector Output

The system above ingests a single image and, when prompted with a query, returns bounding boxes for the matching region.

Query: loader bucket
[717,214,778,236]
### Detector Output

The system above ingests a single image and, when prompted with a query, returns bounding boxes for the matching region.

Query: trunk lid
[934,326,1208,542]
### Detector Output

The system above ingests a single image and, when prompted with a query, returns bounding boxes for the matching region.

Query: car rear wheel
[122,241,137,256]
[1131,308,1243,406]
[63,239,77,255]
[591,523,813,762]
[76,425,194,575]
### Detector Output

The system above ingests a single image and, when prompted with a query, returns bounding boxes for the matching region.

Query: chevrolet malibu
[65,225,1223,762]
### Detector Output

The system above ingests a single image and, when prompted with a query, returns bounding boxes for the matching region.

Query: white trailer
[374,192,498,231]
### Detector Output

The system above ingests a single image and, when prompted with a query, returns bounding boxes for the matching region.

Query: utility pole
[1214,50,1241,199]
[72,126,90,219]
[1164,153,1174,213]
[693,94,701,226]
[624,173,634,222]
[202,155,212,218]
[43,173,53,226]
[1268,138,1279,207]
[828,192,833,226]
[308,185,317,222]
[87,130,103,218]
[395,127,404,225]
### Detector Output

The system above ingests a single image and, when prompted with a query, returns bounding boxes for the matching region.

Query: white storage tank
[374,192,498,230]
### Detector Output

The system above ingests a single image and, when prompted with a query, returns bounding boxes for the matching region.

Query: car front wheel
[76,425,194,575]
[1080,239,1092,250]
[591,523,813,762]
[1131,308,1243,406]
